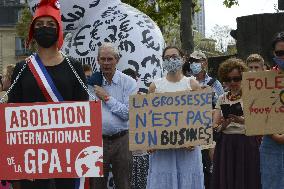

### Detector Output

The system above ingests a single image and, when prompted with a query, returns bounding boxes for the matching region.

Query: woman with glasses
[211,58,261,189]
[259,32,284,189]
[146,46,204,189]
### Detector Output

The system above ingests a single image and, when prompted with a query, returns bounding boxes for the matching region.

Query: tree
[194,31,222,57]
[16,6,34,51]
[180,0,194,56]
[210,24,235,53]
[163,15,181,47]
[123,0,239,56]
[223,0,239,8]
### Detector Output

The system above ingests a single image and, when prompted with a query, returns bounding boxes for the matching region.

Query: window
[15,37,28,56]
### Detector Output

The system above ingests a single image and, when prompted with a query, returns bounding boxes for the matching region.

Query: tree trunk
[180,0,194,58]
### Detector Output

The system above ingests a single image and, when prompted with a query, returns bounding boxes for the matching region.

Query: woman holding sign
[146,46,204,189]
[211,58,261,189]
[259,32,284,189]
[7,0,88,189]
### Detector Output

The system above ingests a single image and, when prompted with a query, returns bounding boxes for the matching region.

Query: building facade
[193,0,205,37]
[0,0,26,74]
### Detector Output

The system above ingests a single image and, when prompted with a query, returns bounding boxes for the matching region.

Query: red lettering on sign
[255,79,263,90]
[275,76,284,89]
[40,109,47,126]
[66,107,75,124]
[247,78,255,90]
[20,110,28,127]
[77,106,86,124]
[52,108,60,124]
[264,77,274,89]
[30,109,38,126]
[10,111,19,128]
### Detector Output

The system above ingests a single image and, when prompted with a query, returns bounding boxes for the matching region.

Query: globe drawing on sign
[75,146,103,177]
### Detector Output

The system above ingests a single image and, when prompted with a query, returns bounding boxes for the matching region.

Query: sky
[205,0,278,37]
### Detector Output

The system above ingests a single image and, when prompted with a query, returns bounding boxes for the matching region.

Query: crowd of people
[1,0,284,189]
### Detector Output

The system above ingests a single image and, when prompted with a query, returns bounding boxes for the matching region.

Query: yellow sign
[129,88,213,151]
[242,71,284,135]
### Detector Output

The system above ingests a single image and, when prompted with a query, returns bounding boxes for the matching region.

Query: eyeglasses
[163,54,180,61]
[223,76,242,83]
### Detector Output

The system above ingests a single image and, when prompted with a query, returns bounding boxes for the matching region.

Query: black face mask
[33,26,58,48]
[275,50,284,57]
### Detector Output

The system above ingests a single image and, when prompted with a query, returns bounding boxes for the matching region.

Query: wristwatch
[104,96,110,102]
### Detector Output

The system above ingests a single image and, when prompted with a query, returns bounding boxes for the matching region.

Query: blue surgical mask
[273,57,284,70]
[163,57,183,73]
[190,62,202,75]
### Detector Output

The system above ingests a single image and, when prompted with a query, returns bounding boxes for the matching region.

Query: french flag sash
[27,54,63,102]
[27,54,89,189]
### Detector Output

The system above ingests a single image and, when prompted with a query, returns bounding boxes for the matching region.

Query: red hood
[27,0,63,49]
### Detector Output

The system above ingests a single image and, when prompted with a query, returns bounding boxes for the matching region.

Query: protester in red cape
[8,0,88,188]
[211,58,261,189]
[259,32,284,189]
[146,46,204,189]
[88,43,137,189]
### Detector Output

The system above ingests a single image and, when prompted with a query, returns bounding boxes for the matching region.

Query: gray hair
[97,43,120,60]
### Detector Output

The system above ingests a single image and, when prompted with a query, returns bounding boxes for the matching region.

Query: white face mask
[190,62,202,75]
[163,57,183,73]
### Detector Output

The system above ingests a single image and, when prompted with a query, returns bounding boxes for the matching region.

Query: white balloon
[28,0,165,92]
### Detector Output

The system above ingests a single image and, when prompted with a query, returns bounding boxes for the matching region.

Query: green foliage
[163,15,181,47]
[122,0,179,28]
[122,0,238,28]
[15,6,35,51]
[16,6,32,40]
[223,0,239,8]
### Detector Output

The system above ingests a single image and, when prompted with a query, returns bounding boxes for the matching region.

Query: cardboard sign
[0,101,103,180]
[129,88,213,151]
[242,71,284,135]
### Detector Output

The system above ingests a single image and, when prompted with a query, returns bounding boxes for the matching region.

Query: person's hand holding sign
[271,134,284,144]
[185,146,195,151]
[218,117,232,131]
[228,114,244,124]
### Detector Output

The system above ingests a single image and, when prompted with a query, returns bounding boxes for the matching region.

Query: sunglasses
[275,50,284,57]
[223,76,242,83]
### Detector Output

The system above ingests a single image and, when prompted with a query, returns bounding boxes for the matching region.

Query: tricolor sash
[27,54,89,189]
[27,54,64,102]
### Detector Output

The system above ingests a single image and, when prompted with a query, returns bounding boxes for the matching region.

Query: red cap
[27,0,63,49]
